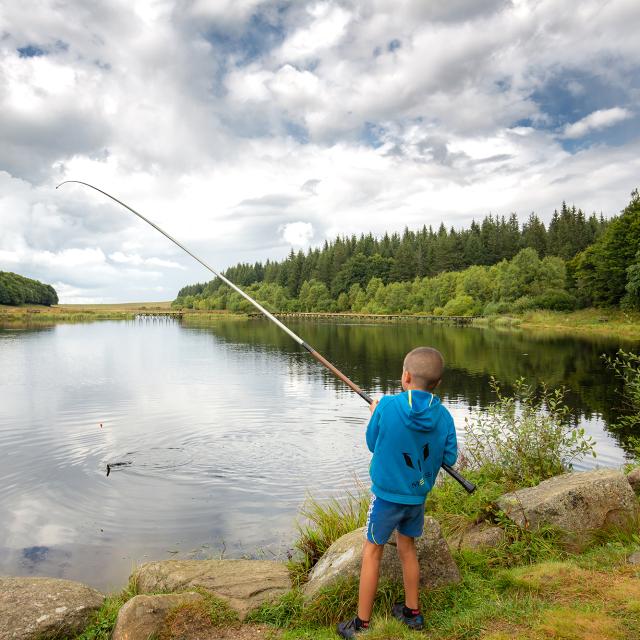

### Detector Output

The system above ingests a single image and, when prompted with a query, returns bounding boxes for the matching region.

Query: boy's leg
[357,540,385,621]
[396,531,419,610]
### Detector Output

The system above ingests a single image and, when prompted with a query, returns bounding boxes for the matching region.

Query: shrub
[483,301,512,315]
[442,294,480,316]
[603,349,640,431]
[512,296,537,312]
[532,289,578,311]
[463,378,596,486]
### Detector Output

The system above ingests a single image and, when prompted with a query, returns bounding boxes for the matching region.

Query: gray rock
[111,592,203,640]
[448,522,506,551]
[132,559,290,619]
[496,470,639,546]
[628,551,640,565]
[627,468,640,496]
[0,576,104,640]
[303,517,460,599]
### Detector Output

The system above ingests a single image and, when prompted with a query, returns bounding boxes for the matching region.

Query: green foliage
[0,271,58,306]
[426,466,510,534]
[195,590,239,626]
[624,249,640,310]
[442,294,480,316]
[531,288,578,311]
[246,589,305,627]
[463,378,596,486]
[571,189,640,307]
[603,349,640,431]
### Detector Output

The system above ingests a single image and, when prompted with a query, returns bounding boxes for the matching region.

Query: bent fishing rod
[57,180,476,494]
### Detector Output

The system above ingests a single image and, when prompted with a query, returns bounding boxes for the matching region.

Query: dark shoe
[336,617,366,638]
[392,603,424,630]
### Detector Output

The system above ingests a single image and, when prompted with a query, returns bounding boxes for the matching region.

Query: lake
[0,317,634,591]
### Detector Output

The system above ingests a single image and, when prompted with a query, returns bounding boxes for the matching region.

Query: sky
[0,0,639,303]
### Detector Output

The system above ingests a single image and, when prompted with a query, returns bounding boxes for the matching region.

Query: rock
[496,470,639,545]
[0,576,104,640]
[111,592,203,640]
[628,551,640,565]
[627,468,640,496]
[303,517,460,599]
[448,522,506,551]
[132,559,290,619]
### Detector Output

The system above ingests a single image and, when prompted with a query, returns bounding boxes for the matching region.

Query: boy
[337,346,458,638]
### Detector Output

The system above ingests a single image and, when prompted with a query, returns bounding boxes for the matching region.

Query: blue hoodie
[366,389,458,505]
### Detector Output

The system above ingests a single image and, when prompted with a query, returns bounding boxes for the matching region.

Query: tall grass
[74,577,140,640]
[288,489,371,585]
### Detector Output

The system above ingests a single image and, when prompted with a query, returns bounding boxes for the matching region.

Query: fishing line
[57,180,475,493]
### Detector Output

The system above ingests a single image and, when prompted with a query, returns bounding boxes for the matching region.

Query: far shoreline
[1,303,639,342]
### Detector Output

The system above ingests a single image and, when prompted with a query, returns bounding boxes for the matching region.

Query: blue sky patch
[17,44,46,57]
[362,122,386,148]
[529,68,638,151]
[203,7,287,67]
[388,39,401,52]
[531,69,631,127]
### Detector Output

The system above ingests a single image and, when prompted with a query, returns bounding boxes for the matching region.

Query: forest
[173,191,640,316]
[0,271,59,306]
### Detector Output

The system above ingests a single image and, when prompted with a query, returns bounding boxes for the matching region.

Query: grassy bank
[476,308,640,341]
[2,303,638,341]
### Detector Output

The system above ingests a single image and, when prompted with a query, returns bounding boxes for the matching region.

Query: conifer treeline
[176,203,606,304]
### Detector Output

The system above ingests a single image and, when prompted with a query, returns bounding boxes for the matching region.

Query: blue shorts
[364,495,425,545]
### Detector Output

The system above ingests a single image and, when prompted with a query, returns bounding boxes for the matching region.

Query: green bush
[511,296,537,312]
[532,289,578,311]
[442,294,480,316]
[603,349,640,430]
[463,378,596,486]
[483,301,512,315]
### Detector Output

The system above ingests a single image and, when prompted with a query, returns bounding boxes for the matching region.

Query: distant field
[0,301,174,323]
[56,301,173,311]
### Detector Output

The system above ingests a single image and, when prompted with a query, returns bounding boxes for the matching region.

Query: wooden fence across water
[247,312,478,325]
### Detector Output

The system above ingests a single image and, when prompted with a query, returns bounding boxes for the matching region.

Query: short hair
[403,347,444,390]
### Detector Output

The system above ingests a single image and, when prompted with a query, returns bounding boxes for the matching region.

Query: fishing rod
[57,180,476,494]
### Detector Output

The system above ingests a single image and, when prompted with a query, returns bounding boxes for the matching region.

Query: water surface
[0,318,633,591]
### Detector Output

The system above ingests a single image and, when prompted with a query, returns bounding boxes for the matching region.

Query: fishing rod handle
[441,464,476,493]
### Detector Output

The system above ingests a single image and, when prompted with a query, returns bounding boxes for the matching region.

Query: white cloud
[563,107,633,139]
[277,3,352,62]
[281,222,314,246]
[108,251,185,269]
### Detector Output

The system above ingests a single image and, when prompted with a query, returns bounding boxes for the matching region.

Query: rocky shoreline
[2,468,639,640]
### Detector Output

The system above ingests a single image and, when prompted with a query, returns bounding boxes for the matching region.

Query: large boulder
[447,522,506,552]
[132,559,290,619]
[0,576,104,640]
[496,470,639,544]
[302,517,460,599]
[627,468,640,496]
[111,592,203,640]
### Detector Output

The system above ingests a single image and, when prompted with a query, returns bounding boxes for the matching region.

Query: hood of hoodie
[396,389,441,432]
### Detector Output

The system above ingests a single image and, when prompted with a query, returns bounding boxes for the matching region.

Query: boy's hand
[369,399,379,414]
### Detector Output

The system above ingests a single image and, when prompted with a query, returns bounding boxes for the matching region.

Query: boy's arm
[365,399,383,452]
[442,416,458,467]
